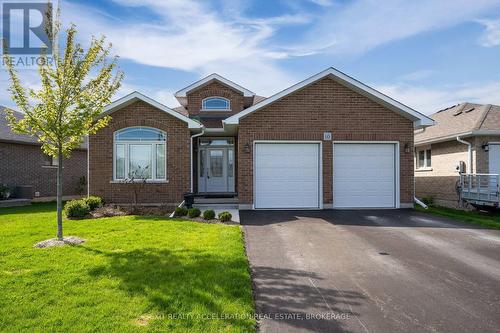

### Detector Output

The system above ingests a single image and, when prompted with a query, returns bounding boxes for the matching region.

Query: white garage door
[255,143,320,209]
[489,144,500,175]
[333,143,397,208]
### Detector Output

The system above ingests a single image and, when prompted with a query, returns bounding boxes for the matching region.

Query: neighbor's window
[202,97,230,110]
[417,149,431,169]
[114,127,166,180]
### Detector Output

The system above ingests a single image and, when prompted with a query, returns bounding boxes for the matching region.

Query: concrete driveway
[241,209,500,333]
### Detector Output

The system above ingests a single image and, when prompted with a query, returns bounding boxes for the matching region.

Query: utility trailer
[459,173,500,208]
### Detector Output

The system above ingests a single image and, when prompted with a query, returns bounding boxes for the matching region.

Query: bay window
[114,127,166,181]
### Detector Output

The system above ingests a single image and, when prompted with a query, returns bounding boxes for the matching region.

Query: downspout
[457,136,472,173]
[190,127,205,193]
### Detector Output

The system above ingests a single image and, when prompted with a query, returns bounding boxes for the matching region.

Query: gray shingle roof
[415,103,500,144]
[0,106,40,144]
[0,106,87,149]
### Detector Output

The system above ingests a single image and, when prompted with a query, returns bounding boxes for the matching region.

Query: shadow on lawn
[82,246,254,329]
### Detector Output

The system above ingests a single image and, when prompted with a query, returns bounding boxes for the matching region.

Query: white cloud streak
[477,18,500,47]
[377,82,500,115]
[302,0,500,55]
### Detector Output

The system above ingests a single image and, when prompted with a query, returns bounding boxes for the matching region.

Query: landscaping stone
[34,236,85,248]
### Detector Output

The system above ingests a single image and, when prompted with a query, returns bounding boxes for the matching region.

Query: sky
[1,0,500,115]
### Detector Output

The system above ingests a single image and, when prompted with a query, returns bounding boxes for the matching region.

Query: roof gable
[103,92,202,129]
[174,74,255,98]
[223,67,434,129]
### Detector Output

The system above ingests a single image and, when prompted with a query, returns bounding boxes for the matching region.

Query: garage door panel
[334,143,396,208]
[255,143,320,209]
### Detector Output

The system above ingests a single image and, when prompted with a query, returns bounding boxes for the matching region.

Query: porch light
[244,143,251,153]
[482,143,489,152]
[404,143,411,153]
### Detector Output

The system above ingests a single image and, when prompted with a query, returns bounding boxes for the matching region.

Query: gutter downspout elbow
[456,136,472,173]
[190,128,205,193]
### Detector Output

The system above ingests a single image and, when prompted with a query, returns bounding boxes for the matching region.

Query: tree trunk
[56,149,63,240]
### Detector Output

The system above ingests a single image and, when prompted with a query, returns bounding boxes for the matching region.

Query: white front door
[333,143,397,208]
[254,142,321,209]
[206,148,227,192]
[489,144,500,174]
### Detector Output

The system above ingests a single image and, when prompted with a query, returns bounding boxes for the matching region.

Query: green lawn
[0,203,255,332]
[415,205,500,230]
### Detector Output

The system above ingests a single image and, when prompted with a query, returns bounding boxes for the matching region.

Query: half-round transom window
[202,97,230,111]
[114,127,166,181]
[115,127,166,142]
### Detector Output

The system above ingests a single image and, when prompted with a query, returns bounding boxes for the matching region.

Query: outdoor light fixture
[244,143,251,153]
[404,143,411,153]
[482,143,489,151]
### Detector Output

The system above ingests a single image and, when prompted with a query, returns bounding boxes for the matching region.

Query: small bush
[203,209,215,220]
[218,211,232,222]
[188,208,201,218]
[421,196,434,206]
[175,206,188,217]
[64,199,90,219]
[83,196,103,210]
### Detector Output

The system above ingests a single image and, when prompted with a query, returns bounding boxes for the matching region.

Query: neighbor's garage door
[333,143,396,208]
[255,143,320,209]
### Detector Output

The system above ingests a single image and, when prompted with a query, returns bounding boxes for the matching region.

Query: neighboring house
[415,103,500,207]
[89,67,434,209]
[0,107,87,200]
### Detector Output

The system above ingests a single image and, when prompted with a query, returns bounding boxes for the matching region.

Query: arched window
[202,97,230,111]
[114,127,166,181]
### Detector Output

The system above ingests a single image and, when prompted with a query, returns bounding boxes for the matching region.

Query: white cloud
[478,18,500,47]
[302,0,500,55]
[59,0,302,96]
[376,82,500,115]
[307,0,334,6]
[398,69,434,82]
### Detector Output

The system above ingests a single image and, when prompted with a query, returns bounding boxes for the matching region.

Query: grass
[0,203,255,332]
[415,205,500,230]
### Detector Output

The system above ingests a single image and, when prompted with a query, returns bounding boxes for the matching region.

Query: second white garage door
[255,143,320,209]
[333,143,397,208]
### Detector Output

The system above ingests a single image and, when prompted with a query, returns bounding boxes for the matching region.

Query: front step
[193,203,239,210]
[194,197,238,205]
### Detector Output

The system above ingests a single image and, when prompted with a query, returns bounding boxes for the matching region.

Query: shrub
[421,196,434,206]
[0,184,11,200]
[188,208,201,218]
[203,209,215,220]
[174,206,188,217]
[218,211,232,222]
[83,196,103,210]
[64,199,90,219]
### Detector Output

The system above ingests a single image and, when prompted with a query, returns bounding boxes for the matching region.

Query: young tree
[2,9,123,240]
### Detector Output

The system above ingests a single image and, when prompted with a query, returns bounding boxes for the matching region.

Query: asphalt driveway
[241,209,500,333]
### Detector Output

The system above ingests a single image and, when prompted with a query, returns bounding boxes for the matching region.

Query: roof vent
[453,110,463,116]
[464,107,475,113]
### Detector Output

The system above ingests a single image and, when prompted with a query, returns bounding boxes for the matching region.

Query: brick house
[415,103,500,207]
[0,107,87,200]
[89,68,434,209]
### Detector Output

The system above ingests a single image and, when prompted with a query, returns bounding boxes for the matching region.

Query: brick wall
[89,101,191,204]
[186,81,244,117]
[0,142,87,198]
[415,136,500,207]
[237,77,415,207]
[415,140,470,207]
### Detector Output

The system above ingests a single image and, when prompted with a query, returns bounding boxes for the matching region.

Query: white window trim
[201,97,231,111]
[416,148,432,170]
[113,127,167,181]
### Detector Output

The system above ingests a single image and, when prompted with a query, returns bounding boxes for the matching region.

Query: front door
[206,148,227,192]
